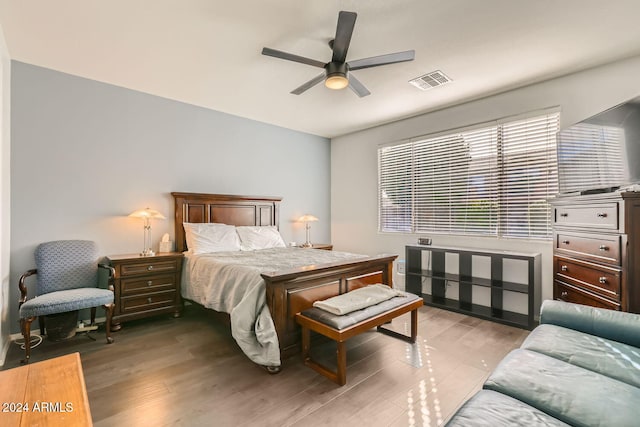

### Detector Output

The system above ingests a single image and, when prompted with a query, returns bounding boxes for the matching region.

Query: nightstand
[308,243,333,250]
[106,252,183,331]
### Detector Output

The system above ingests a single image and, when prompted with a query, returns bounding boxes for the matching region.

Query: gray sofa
[445,300,640,426]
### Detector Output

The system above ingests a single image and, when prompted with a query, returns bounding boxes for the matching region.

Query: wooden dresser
[107,252,183,330]
[551,191,640,313]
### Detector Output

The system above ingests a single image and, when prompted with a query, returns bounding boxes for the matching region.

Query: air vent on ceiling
[409,70,452,90]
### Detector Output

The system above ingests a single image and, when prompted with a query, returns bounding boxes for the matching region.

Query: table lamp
[129,208,166,256]
[298,214,318,248]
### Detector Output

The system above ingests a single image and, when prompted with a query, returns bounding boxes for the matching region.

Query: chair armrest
[98,263,115,292]
[18,269,37,306]
[540,300,640,347]
[98,263,115,278]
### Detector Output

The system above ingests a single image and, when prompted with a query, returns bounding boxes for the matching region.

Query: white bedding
[181,247,366,367]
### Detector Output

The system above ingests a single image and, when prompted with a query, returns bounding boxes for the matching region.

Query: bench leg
[336,341,347,386]
[377,308,419,344]
[300,326,347,386]
[411,308,418,343]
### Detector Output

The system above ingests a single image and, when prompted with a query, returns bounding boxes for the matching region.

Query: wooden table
[0,352,92,426]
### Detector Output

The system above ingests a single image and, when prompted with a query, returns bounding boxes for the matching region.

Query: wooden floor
[3,304,529,426]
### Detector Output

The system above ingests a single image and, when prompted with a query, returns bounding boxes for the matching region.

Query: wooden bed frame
[172,192,397,361]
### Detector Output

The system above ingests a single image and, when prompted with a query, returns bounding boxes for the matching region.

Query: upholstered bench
[295,288,423,385]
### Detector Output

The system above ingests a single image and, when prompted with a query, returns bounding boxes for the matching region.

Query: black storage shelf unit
[406,245,541,329]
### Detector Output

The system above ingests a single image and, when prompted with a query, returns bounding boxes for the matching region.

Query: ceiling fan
[262,11,415,97]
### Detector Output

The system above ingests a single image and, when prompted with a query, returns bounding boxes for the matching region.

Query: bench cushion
[300,292,421,330]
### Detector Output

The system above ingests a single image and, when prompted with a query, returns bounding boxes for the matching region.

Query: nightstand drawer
[554,202,619,230]
[121,274,176,295]
[120,259,179,276]
[554,257,621,300]
[554,281,620,311]
[555,232,621,265]
[120,290,177,314]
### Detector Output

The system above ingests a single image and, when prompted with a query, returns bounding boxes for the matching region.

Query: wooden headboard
[171,192,282,253]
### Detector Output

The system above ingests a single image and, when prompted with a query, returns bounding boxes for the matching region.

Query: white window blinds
[378,111,560,239]
[557,123,626,194]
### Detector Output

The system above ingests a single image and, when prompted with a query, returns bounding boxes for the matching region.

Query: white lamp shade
[298,214,318,223]
[129,208,166,220]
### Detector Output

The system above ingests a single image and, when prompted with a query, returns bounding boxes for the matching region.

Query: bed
[172,192,397,370]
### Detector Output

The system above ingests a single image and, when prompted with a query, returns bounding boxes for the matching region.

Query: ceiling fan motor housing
[326,61,348,78]
[325,62,349,89]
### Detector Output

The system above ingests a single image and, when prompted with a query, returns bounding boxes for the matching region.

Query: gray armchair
[18,240,115,363]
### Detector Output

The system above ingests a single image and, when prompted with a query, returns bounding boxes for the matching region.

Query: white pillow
[236,226,286,251]
[183,223,241,254]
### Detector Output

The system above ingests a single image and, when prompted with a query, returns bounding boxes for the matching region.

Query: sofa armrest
[540,300,640,347]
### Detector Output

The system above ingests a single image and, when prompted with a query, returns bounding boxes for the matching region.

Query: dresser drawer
[119,259,179,276]
[554,257,621,300]
[121,274,176,296]
[555,232,621,265]
[554,202,619,230]
[554,281,620,311]
[120,290,177,314]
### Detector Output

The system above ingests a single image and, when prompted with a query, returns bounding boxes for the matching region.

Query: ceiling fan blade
[262,47,325,68]
[348,74,371,98]
[291,72,326,95]
[348,50,415,71]
[331,11,357,63]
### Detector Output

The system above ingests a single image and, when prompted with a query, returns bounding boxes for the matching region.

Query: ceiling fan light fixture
[325,74,349,90]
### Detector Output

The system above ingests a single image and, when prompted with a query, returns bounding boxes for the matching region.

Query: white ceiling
[2,1,640,138]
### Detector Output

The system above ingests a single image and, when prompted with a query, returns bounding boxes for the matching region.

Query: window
[378,111,560,239]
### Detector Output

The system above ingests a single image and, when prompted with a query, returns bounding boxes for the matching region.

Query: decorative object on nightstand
[129,207,166,256]
[298,214,318,248]
[309,243,333,250]
[106,252,183,331]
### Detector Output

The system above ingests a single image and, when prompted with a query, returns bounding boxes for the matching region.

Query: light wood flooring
[3,304,529,426]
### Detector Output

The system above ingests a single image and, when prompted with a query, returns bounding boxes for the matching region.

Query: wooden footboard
[261,254,397,358]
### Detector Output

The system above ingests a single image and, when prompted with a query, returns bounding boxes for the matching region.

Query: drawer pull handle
[560,265,568,272]
[560,213,568,217]
[599,245,609,251]
[598,277,607,284]
[147,280,153,286]
[147,298,153,304]
[597,212,607,218]
[561,240,570,245]
[147,265,154,271]
[560,291,568,298]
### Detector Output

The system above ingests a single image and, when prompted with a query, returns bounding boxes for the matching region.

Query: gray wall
[331,54,640,310]
[9,62,330,333]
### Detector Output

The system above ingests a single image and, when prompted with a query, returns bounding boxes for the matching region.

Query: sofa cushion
[521,324,640,389]
[484,349,640,427]
[445,390,570,426]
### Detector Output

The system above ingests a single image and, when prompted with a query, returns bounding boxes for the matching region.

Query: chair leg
[104,303,115,344]
[90,307,97,325]
[20,317,35,364]
[38,316,46,336]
